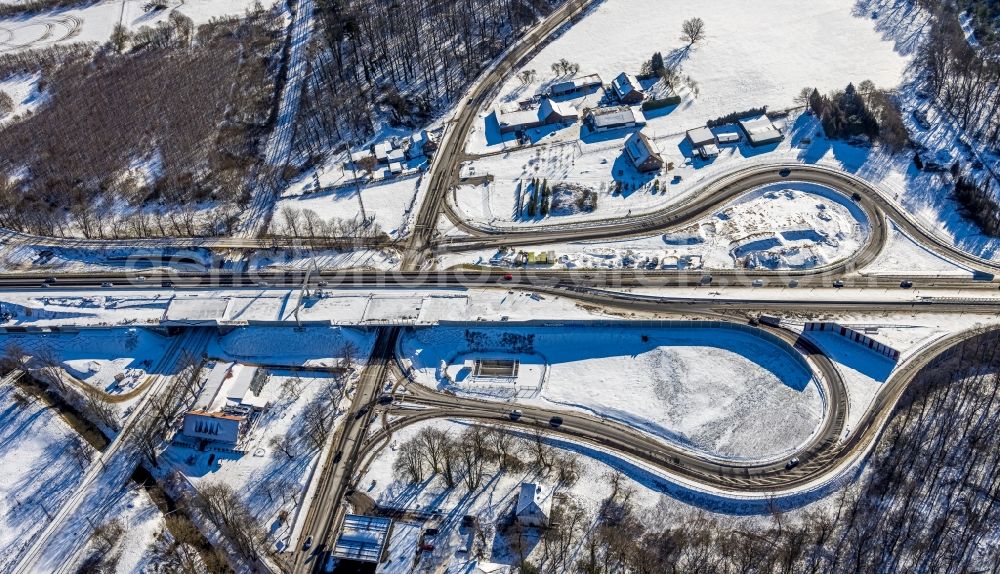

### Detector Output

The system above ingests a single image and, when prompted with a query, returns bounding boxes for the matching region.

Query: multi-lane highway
[0,0,997,569]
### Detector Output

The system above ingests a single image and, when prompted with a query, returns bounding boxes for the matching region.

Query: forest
[0,7,283,238]
[289,0,563,162]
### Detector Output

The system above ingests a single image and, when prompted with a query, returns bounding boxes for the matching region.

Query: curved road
[360,324,987,498]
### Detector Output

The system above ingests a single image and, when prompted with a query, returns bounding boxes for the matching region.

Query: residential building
[611,72,644,104]
[585,106,646,133]
[738,115,784,146]
[686,126,716,148]
[182,411,246,445]
[496,98,578,134]
[624,130,664,172]
[549,73,603,97]
[516,482,553,527]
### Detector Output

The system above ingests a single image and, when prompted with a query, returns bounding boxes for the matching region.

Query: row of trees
[265,205,387,241]
[393,425,581,492]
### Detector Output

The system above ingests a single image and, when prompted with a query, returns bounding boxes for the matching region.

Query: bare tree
[681,17,706,45]
[338,340,359,370]
[416,427,450,474]
[393,438,425,483]
[269,434,297,460]
[187,481,267,563]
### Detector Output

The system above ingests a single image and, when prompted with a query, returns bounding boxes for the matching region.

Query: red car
[502,273,513,281]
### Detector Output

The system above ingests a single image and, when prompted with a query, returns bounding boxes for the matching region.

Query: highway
[289,327,399,574]
[0,0,998,568]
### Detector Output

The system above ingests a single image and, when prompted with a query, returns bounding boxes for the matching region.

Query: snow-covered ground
[0,241,213,274]
[446,181,868,271]
[247,247,399,272]
[275,174,425,239]
[0,0,279,53]
[0,376,95,571]
[400,325,822,461]
[861,221,975,277]
[0,328,172,406]
[0,72,46,122]
[163,369,351,553]
[466,0,909,155]
[211,325,376,368]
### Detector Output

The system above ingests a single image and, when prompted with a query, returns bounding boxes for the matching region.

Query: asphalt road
[290,327,399,574]
[402,0,601,270]
[359,324,984,496]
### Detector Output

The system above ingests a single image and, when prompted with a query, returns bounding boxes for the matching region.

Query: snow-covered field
[212,325,376,367]
[0,328,172,404]
[861,221,975,277]
[275,174,424,239]
[447,181,868,271]
[0,242,214,274]
[400,325,822,461]
[248,247,399,272]
[466,0,909,155]
[0,377,94,571]
[0,0,279,53]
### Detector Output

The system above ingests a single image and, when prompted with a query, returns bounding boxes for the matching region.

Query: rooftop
[332,514,393,563]
[588,106,645,128]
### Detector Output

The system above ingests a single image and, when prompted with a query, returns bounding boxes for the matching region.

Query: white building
[182,411,246,445]
[585,106,646,133]
[515,482,553,527]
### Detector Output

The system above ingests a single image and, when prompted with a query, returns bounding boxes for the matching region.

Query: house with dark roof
[611,72,645,104]
[624,131,664,172]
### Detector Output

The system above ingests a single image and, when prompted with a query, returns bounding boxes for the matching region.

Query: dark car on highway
[549,416,563,428]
